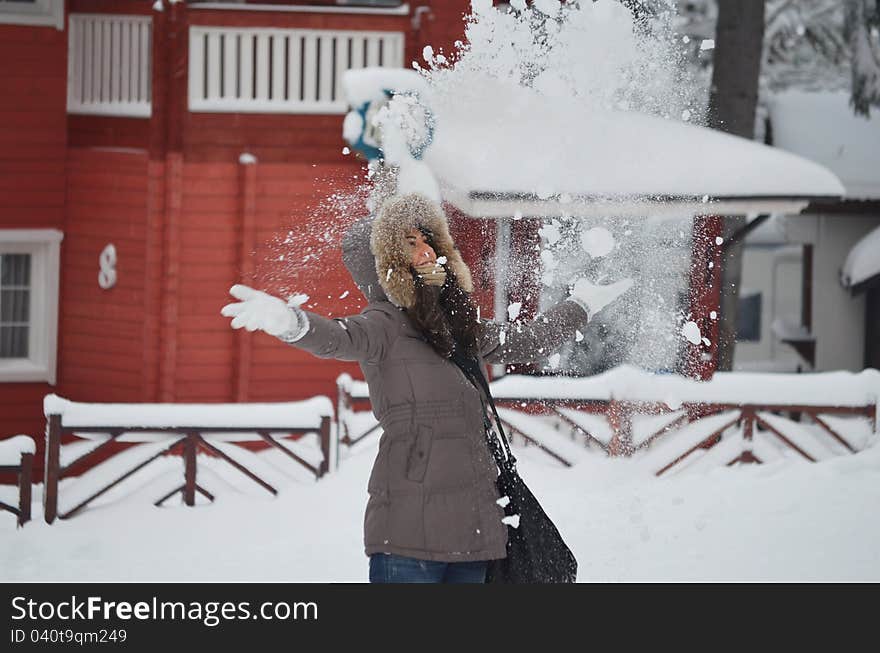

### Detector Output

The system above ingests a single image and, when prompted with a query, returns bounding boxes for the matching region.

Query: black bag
[450,348,578,584]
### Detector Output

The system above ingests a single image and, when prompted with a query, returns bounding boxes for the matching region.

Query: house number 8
[99,244,117,290]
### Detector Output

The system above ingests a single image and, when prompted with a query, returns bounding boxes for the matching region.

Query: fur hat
[341,215,387,303]
[370,193,474,309]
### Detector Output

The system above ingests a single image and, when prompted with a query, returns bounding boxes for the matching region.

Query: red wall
[0,0,475,479]
[0,20,68,446]
[0,24,67,229]
[170,157,367,404]
[58,149,152,402]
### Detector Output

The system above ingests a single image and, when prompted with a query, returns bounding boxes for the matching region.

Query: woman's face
[406,228,437,267]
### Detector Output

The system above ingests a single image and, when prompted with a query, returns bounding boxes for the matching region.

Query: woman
[221,193,631,583]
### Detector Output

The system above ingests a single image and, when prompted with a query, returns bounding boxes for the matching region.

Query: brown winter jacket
[290,199,589,562]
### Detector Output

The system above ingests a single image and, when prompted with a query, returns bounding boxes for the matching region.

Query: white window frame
[0,0,65,30]
[0,229,63,385]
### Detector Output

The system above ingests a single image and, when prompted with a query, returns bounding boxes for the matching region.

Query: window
[736,291,762,342]
[0,0,64,30]
[0,230,63,384]
[1,254,31,358]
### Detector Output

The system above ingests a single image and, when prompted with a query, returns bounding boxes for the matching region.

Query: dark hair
[408,230,481,359]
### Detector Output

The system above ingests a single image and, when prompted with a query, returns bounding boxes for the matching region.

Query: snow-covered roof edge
[424,84,845,211]
[841,225,880,291]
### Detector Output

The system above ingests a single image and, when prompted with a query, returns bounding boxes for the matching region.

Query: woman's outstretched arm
[477,277,634,365]
[221,284,401,364]
[287,307,401,364]
[478,299,589,366]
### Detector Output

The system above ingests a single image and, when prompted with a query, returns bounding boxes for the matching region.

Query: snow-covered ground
[2,429,879,582]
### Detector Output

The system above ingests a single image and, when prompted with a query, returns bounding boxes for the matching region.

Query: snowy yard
[2,429,879,582]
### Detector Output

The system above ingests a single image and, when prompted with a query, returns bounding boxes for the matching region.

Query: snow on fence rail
[336,367,879,475]
[188,26,404,114]
[336,373,381,448]
[67,13,153,117]
[0,435,35,527]
[42,395,334,524]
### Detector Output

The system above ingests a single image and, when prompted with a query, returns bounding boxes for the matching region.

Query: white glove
[568,277,634,318]
[221,284,308,340]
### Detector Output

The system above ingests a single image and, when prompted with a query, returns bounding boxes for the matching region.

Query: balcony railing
[67,13,153,117]
[188,26,404,113]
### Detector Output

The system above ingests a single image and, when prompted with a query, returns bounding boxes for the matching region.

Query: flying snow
[681,321,702,345]
[580,226,616,258]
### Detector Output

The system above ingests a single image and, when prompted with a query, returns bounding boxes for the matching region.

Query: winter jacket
[289,197,589,562]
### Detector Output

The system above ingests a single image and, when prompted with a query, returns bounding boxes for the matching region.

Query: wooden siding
[58,148,151,402]
[0,21,68,457]
[0,24,67,229]
[175,159,365,403]
[0,1,476,481]
[68,115,152,150]
[184,113,356,164]
[188,7,410,33]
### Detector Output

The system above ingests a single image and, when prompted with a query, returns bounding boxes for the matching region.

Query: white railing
[67,14,153,117]
[188,27,404,114]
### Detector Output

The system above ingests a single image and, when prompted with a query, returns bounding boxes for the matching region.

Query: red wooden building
[0,0,474,471]
[0,0,844,480]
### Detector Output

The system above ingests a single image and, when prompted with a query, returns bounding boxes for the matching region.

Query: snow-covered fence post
[738,406,759,464]
[871,403,877,435]
[607,400,633,457]
[333,374,353,472]
[43,414,62,524]
[183,433,198,507]
[318,416,331,478]
[0,441,34,528]
[18,452,33,527]
[336,373,352,446]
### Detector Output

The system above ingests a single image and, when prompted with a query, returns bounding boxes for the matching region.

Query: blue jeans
[369,553,488,584]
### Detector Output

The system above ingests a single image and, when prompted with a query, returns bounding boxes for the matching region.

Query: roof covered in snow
[745,214,790,245]
[842,225,880,290]
[423,79,846,218]
[768,91,880,200]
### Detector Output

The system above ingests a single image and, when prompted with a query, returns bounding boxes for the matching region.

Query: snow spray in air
[262,0,707,369]
[415,0,705,374]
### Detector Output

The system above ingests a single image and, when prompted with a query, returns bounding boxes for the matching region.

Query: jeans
[369,553,488,584]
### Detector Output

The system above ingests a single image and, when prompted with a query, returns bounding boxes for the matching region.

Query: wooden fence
[42,396,334,523]
[336,373,381,448]
[494,397,875,475]
[13,370,878,525]
[0,436,34,527]
[336,370,878,475]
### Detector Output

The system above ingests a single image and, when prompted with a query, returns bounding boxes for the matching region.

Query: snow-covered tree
[763,0,850,92]
[676,0,880,117]
[845,0,880,116]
